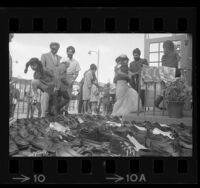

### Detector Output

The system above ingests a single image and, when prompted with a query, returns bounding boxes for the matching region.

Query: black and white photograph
[9,33,192,157]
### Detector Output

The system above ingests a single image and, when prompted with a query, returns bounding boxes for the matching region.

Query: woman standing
[111,55,142,117]
[82,64,97,114]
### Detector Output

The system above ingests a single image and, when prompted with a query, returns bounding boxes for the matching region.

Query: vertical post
[27,82,31,118]
[97,49,100,81]
[137,72,141,116]
[16,81,20,119]
[153,82,156,116]
[162,89,165,116]
[22,81,26,113]
[144,82,148,116]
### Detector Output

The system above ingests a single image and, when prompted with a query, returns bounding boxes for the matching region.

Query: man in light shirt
[39,42,62,117]
[60,46,81,114]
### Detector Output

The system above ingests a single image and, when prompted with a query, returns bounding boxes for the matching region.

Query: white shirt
[60,57,81,74]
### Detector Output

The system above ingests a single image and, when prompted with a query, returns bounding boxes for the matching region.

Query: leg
[140,90,145,108]
[36,102,42,117]
[83,100,87,114]
[31,79,40,99]
[40,92,49,117]
[87,101,91,113]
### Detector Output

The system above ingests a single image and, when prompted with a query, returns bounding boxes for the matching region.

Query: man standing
[60,46,81,114]
[129,48,149,109]
[40,42,62,117]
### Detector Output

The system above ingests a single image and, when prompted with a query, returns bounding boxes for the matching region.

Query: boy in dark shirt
[129,48,149,108]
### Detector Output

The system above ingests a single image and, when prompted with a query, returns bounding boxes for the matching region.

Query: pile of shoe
[9,114,192,157]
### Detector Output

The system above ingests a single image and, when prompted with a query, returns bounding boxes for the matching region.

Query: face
[50,45,59,55]
[67,49,74,59]
[30,63,38,71]
[123,59,129,65]
[163,47,170,55]
[133,53,140,61]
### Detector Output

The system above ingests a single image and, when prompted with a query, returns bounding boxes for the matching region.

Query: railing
[10,78,78,119]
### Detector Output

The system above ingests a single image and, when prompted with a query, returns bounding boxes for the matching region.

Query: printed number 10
[34,174,46,183]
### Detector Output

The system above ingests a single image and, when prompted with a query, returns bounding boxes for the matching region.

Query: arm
[73,61,81,81]
[44,70,54,78]
[41,54,46,70]
[24,61,31,73]
[143,59,149,66]
[73,71,79,81]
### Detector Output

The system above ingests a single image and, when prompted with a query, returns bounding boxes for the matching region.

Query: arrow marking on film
[12,174,30,183]
[106,174,124,183]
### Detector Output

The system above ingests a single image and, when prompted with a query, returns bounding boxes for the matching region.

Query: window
[148,40,181,67]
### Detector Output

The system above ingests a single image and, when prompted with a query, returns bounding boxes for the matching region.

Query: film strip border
[6,158,196,183]
[0,7,198,184]
[0,7,197,33]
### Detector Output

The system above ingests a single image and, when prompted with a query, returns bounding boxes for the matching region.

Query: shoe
[18,128,29,139]
[13,136,29,150]
[9,138,19,155]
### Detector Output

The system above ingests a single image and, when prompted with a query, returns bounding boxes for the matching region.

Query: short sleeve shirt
[60,57,81,74]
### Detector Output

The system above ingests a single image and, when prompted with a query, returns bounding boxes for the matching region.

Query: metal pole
[97,49,100,81]
[137,72,141,116]
[153,82,156,116]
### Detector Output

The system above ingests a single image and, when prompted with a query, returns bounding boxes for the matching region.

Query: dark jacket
[129,58,149,73]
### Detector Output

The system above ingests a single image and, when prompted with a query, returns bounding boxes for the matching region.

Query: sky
[10,34,145,83]
[10,33,179,83]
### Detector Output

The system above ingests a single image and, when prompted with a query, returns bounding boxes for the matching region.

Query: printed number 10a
[126,174,146,183]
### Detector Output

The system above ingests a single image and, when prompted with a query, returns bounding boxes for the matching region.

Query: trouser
[140,90,145,107]
[65,74,74,112]
[78,99,84,113]
[48,90,70,116]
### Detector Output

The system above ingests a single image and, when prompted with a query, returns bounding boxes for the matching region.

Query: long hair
[25,58,44,76]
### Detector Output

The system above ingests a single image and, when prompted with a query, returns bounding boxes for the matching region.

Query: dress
[112,64,142,117]
[90,84,99,102]
[82,70,94,101]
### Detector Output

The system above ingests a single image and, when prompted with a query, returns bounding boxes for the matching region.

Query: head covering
[50,42,60,49]
[115,54,129,63]
[133,48,141,55]
[163,40,175,51]
[67,46,75,53]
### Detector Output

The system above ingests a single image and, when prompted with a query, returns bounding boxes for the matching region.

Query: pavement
[123,109,192,127]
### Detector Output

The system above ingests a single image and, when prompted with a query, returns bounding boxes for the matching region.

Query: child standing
[90,81,99,115]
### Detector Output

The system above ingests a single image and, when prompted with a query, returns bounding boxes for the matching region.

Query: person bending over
[24,58,55,117]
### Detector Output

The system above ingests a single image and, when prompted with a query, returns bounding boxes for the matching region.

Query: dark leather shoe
[13,136,29,149]
[9,138,19,155]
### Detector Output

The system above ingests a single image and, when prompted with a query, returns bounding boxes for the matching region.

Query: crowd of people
[9,37,182,119]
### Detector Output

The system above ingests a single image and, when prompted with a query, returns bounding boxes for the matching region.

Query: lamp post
[88,49,100,81]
